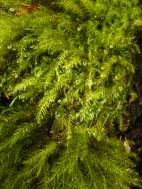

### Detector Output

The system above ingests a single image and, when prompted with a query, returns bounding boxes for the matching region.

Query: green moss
[0,0,142,188]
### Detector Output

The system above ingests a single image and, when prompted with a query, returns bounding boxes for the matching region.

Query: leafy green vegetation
[0,0,142,188]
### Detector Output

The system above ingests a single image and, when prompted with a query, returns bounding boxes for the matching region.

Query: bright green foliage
[0,0,142,188]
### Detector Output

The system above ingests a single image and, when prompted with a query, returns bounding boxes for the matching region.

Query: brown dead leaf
[15,4,39,16]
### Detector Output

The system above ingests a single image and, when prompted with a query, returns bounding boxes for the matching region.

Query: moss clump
[0,0,142,188]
